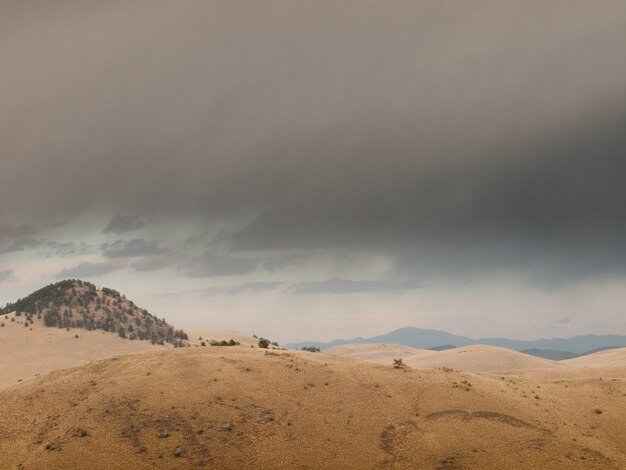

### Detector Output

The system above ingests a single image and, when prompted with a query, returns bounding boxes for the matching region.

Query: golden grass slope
[0,312,259,388]
[327,343,563,372]
[564,347,626,368]
[403,345,563,372]
[325,343,433,365]
[1,346,625,469]
[0,311,160,388]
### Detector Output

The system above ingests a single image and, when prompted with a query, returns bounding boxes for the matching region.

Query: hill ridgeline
[0,279,189,347]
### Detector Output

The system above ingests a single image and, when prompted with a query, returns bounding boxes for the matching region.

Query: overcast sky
[2,1,626,343]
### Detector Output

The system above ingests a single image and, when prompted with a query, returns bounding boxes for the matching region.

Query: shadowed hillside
[1,280,189,347]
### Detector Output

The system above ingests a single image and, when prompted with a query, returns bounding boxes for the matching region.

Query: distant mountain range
[285,327,626,359]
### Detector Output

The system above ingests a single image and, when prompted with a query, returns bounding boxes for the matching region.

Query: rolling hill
[327,344,563,372]
[0,280,260,388]
[1,346,625,469]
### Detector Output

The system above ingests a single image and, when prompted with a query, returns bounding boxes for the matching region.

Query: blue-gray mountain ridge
[286,327,626,358]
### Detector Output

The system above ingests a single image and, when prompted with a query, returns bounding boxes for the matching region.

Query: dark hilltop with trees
[0,279,189,347]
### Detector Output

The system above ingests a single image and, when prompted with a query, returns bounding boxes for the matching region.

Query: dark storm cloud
[0,225,38,240]
[129,255,177,272]
[0,237,41,256]
[260,254,304,272]
[103,214,145,234]
[289,278,420,294]
[0,226,42,256]
[3,1,626,282]
[0,270,14,283]
[202,281,284,296]
[56,261,126,279]
[41,241,95,258]
[179,253,258,278]
[101,239,166,258]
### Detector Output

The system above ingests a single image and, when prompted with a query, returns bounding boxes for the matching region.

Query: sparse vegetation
[393,358,405,369]
[301,346,321,352]
[258,338,270,349]
[209,339,240,347]
[0,280,189,347]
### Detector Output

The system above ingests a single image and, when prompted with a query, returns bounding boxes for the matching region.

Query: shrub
[209,339,240,347]
[301,346,321,352]
[393,358,405,369]
[258,338,270,349]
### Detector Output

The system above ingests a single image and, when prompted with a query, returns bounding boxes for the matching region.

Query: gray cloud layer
[101,239,166,258]
[103,214,145,234]
[179,253,258,278]
[56,261,126,279]
[289,278,420,294]
[3,1,626,284]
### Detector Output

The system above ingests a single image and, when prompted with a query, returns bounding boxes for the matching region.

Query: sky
[2,1,626,343]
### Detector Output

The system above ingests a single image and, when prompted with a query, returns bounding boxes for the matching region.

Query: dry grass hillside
[0,310,260,388]
[327,344,563,372]
[0,311,160,387]
[563,347,626,368]
[325,343,433,365]
[1,346,625,469]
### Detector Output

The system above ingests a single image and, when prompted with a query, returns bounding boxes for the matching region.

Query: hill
[1,280,189,347]
[0,280,267,388]
[327,344,563,372]
[520,349,579,361]
[521,346,623,361]
[402,345,563,372]
[287,327,626,355]
[0,346,624,469]
[563,347,626,368]
[325,343,432,365]
[0,311,160,387]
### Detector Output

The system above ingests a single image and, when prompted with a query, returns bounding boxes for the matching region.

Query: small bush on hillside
[393,358,405,369]
[209,339,240,347]
[258,338,270,349]
[301,346,321,352]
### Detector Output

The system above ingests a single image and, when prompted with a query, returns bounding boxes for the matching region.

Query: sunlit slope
[327,343,563,372]
[1,347,625,469]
